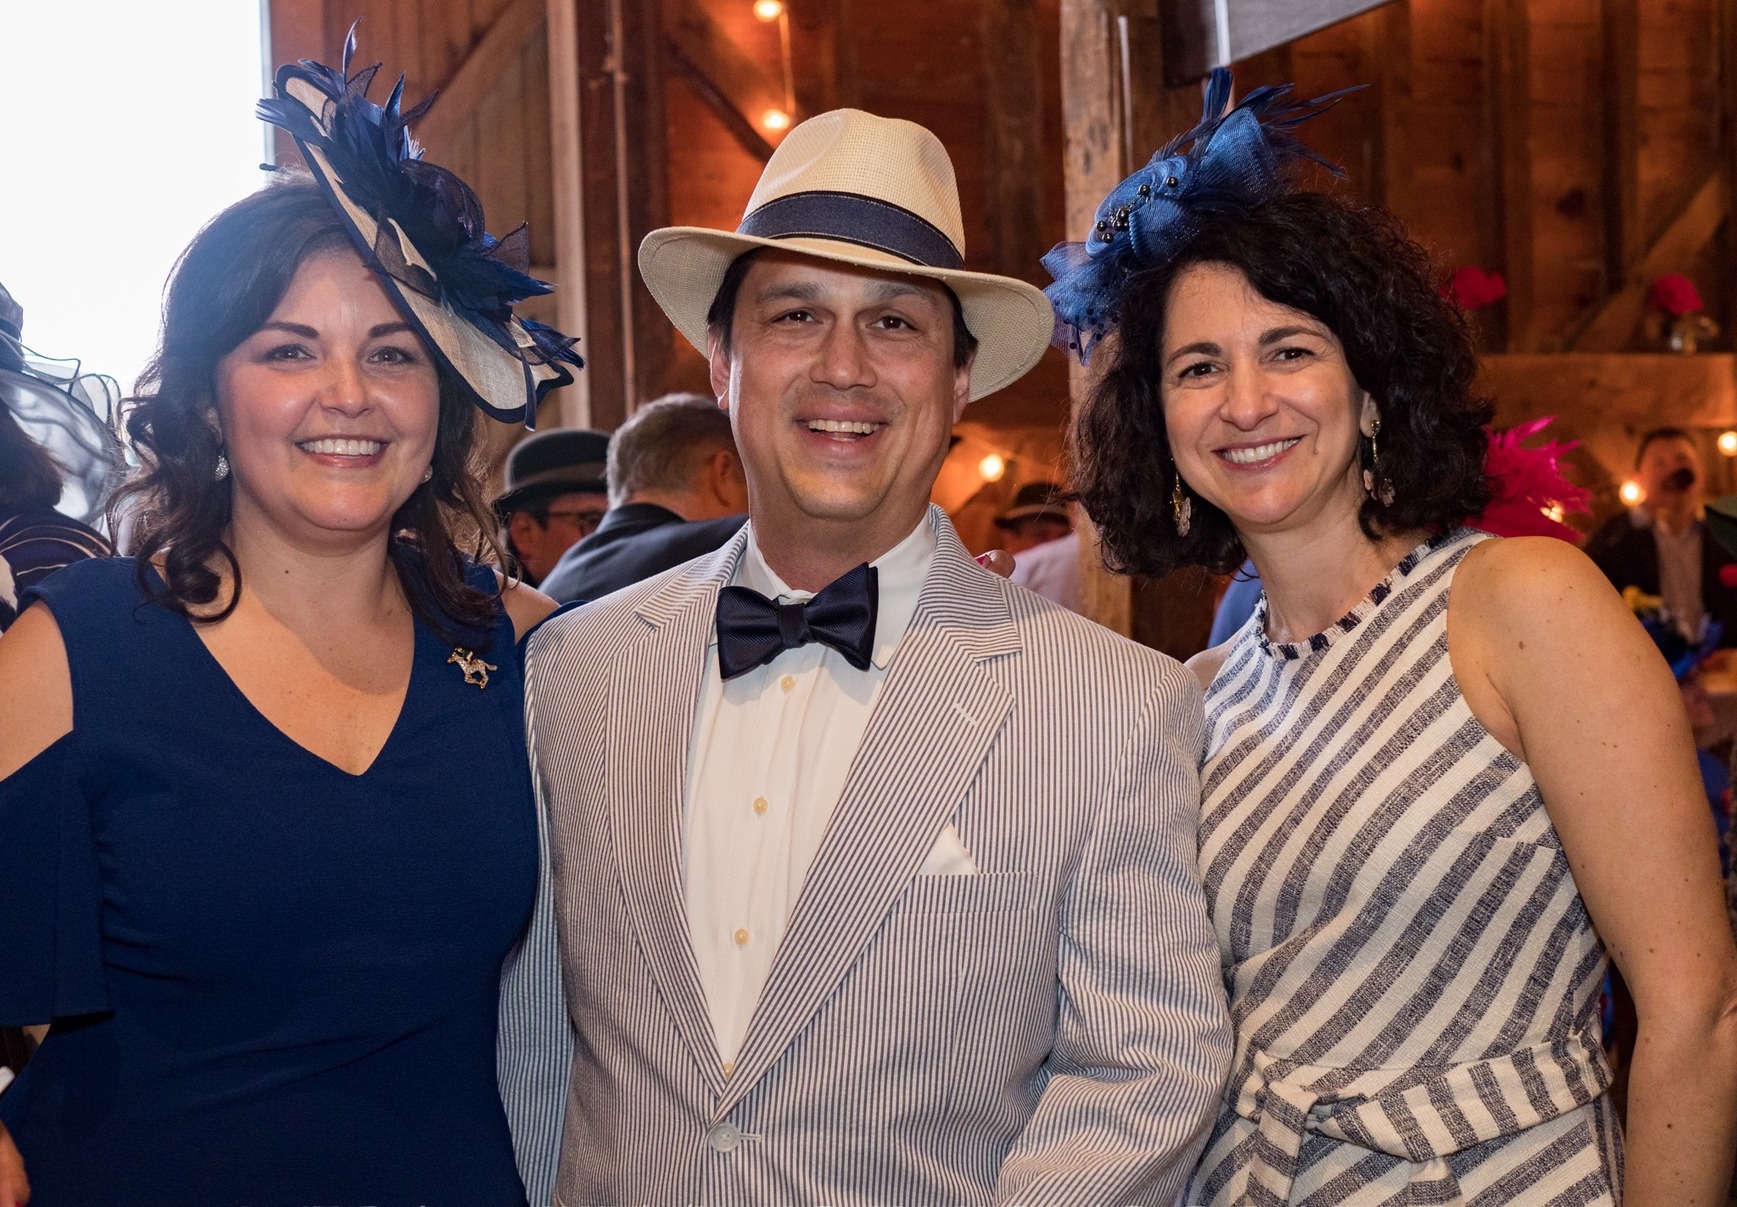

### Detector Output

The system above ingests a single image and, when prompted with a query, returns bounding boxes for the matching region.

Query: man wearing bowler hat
[525,109,1229,1203]
[494,428,610,588]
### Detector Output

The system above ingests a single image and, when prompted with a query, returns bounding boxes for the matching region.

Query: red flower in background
[1648,273,1704,316]
[1445,266,1508,310]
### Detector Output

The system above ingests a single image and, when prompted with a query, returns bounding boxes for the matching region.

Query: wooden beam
[1061,0,1135,638]
[1365,1,1413,225]
[981,0,1047,280]
[663,37,776,162]
[1161,0,1392,86]
[1722,0,1737,348]
[1601,0,1641,293]
[788,0,841,115]
[544,0,672,430]
[1484,0,1533,351]
[415,0,545,156]
[664,0,787,154]
[1060,0,1205,644]
[546,0,592,428]
[1570,170,1728,351]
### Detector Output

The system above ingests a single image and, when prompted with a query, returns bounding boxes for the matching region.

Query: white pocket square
[918,822,979,876]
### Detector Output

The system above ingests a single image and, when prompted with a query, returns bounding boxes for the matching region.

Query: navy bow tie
[715,563,879,680]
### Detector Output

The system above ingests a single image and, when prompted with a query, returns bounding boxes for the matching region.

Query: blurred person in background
[540,392,748,603]
[1586,427,1737,647]
[0,280,121,632]
[493,427,610,588]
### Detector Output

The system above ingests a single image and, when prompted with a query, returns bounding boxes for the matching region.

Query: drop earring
[1362,417,1394,506]
[1172,472,1193,536]
[214,451,230,481]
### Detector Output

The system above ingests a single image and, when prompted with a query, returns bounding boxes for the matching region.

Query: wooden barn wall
[269,0,1737,538]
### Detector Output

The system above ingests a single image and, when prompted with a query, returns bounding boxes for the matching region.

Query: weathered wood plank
[545,0,592,428]
[1485,0,1533,351]
[981,0,1047,280]
[1366,2,1414,224]
[1602,0,1641,292]
[414,0,543,157]
[664,0,786,159]
[1570,169,1727,351]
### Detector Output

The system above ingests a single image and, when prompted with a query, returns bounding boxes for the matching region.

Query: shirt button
[780,674,796,693]
[753,796,768,815]
[733,927,750,947]
[722,1060,735,1077]
[707,1122,743,1152]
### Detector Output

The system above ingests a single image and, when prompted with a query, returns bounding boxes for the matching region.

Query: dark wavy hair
[1071,191,1493,578]
[107,173,503,642]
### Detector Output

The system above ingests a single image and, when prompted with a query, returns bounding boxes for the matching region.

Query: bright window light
[0,2,267,396]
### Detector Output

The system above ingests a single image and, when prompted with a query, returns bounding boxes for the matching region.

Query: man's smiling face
[709,250,971,556]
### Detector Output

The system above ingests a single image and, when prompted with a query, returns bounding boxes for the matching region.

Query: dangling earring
[420,465,433,484]
[214,451,230,481]
[1172,472,1193,537]
[1362,417,1395,507]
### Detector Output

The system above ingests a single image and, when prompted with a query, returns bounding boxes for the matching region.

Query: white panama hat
[638,109,1056,402]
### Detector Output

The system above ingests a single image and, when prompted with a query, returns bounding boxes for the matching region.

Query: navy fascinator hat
[257,24,582,428]
[1042,67,1356,362]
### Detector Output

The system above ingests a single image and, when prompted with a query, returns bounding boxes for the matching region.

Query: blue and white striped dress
[1188,530,1622,1205]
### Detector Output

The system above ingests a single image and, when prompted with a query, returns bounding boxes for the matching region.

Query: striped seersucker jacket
[524,507,1232,1206]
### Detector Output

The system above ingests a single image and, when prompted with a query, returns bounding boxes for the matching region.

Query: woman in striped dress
[1054,84,1737,1206]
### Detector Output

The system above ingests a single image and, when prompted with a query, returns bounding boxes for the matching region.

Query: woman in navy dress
[0,42,581,1205]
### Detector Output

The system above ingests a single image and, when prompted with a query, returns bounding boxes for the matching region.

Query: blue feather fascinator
[257,25,581,427]
[1042,67,1355,361]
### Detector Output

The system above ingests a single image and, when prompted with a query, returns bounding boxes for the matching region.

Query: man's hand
[0,1120,29,1206]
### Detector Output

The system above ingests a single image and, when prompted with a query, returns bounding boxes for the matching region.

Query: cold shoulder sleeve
[0,732,108,1024]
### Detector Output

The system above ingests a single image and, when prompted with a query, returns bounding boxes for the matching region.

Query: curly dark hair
[106,173,504,644]
[1070,191,1493,579]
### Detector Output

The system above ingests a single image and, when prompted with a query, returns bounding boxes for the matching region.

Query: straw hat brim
[638,228,1056,402]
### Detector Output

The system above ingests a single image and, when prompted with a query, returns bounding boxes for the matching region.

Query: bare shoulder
[0,602,74,780]
[495,571,559,641]
[1451,534,1628,641]
[1185,641,1234,693]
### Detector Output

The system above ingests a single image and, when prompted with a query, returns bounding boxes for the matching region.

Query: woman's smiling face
[214,247,441,549]
[1159,261,1373,539]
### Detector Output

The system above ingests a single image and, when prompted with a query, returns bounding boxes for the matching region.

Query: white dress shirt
[683,515,936,1066]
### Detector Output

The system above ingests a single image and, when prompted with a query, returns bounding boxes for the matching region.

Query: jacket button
[707,1122,743,1153]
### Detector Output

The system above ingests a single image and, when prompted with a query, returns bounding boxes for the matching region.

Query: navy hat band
[736,191,965,271]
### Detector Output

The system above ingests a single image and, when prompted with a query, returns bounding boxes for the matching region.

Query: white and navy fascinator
[257,25,582,427]
[1043,67,1355,361]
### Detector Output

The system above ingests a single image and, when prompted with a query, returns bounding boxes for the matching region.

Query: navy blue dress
[0,557,538,1206]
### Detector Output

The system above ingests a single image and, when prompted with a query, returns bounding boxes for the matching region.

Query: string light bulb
[753,0,784,20]
[760,108,791,132]
[1718,430,1737,456]
[978,453,1007,482]
[1619,480,1645,506]
[1542,503,1566,524]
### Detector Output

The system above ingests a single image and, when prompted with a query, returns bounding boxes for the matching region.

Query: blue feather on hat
[1042,67,1357,362]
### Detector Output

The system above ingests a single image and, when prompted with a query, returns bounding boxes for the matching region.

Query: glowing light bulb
[753,0,784,20]
[760,108,791,132]
[1718,430,1737,456]
[979,453,1007,482]
[1542,503,1565,524]
[1619,480,1646,506]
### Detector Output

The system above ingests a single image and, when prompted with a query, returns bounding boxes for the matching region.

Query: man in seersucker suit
[524,108,1231,1206]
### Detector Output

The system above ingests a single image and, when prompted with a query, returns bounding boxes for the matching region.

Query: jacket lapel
[606,528,750,1092]
[717,514,1020,1112]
